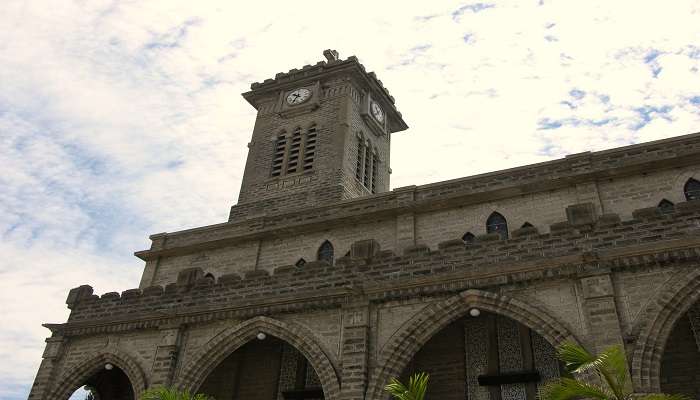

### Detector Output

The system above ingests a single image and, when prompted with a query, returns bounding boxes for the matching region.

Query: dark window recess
[521,222,534,228]
[363,146,371,187]
[477,370,541,386]
[355,139,364,181]
[462,232,475,243]
[287,127,302,174]
[486,212,509,239]
[204,273,215,281]
[685,178,700,201]
[371,154,378,193]
[303,125,317,171]
[658,199,675,213]
[317,240,334,265]
[295,258,306,267]
[281,389,324,400]
[271,133,287,176]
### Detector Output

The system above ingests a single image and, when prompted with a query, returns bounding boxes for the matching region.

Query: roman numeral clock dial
[286,88,312,105]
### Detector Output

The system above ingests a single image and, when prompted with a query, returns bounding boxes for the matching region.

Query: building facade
[29,50,700,400]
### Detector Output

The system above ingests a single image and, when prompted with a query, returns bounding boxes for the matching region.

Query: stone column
[340,302,370,400]
[150,326,182,387]
[394,186,416,251]
[579,273,626,351]
[28,335,65,400]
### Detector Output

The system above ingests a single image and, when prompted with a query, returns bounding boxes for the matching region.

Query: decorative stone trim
[629,267,700,392]
[175,316,341,400]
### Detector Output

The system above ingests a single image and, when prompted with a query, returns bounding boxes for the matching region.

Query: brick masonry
[29,51,700,400]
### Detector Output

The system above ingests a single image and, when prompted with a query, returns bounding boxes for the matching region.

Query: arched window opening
[462,232,475,243]
[317,241,334,265]
[303,124,317,171]
[271,131,287,177]
[295,258,306,267]
[287,127,302,174]
[658,199,675,213]
[521,222,534,228]
[685,178,700,201]
[486,212,509,239]
[204,273,215,281]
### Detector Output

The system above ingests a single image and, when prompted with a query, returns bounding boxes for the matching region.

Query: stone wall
[139,133,700,288]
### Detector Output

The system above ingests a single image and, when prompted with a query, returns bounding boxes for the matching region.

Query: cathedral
[30,50,700,400]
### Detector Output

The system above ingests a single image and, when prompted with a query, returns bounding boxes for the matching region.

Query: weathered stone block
[566,203,598,226]
[350,239,381,260]
[66,285,93,309]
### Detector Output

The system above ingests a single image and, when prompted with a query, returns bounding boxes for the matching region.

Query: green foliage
[384,372,429,400]
[140,387,213,400]
[540,342,690,400]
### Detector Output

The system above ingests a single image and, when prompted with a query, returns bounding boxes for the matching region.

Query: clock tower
[230,50,408,221]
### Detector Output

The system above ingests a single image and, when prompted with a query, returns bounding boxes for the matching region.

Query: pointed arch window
[685,178,700,201]
[355,133,379,194]
[658,199,675,213]
[204,273,215,281]
[317,241,334,265]
[486,212,509,239]
[462,232,475,243]
[521,222,534,228]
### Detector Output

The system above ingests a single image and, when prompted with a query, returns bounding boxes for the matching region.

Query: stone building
[29,50,700,400]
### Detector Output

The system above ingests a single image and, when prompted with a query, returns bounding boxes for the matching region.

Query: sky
[1,0,699,398]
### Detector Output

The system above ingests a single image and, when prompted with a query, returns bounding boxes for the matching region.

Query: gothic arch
[629,267,700,392]
[176,316,341,400]
[49,348,146,400]
[365,289,579,400]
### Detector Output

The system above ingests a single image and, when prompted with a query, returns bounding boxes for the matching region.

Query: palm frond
[539,377,612,400]
[556,342,603,374]
[596,345,630,397]
[384,373,429,400]
[141,387,212,400]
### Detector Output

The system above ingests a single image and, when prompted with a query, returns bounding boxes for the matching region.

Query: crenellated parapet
[62,200,700,335]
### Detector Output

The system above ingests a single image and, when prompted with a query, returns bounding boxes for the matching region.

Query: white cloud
[1,0,699,398]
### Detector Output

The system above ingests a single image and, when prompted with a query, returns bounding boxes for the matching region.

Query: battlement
[138,131,700,260]
[63,200,700,332]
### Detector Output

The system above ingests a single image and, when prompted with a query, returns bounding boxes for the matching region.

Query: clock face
[286,88,312,105]
[370,101,384,123]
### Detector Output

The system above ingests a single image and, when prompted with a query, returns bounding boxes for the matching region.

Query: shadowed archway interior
[399,312,562,400]
[68,366,134,400]
[198,336,324,400]
[659,300,700,398]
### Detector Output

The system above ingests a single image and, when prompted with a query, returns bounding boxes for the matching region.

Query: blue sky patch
[452,3,495,20]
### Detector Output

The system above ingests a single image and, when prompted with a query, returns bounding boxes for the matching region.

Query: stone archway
[49,348,146,400]
[630,267,700,393]
[366,289,579,400]
[176,316,341,400]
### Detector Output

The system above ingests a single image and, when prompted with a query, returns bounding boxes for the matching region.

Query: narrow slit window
[371,153,378,193]
[303,124,317,171]
[486,212,509,240]
[286,127,302,174]
[355,138,364,181]
[685,178,700,201]
[363,145,371,187]
[271,132,287,177]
